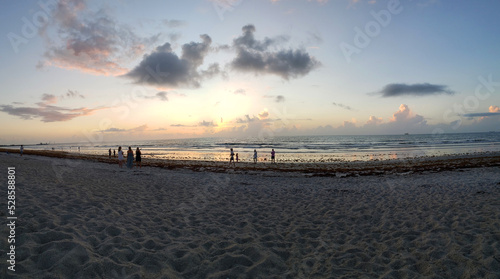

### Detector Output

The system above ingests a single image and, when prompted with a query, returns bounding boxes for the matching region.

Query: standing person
[253,149,257,164]
[271,149,276,164]
[113,149,116,157]
[236,153,239,163]
[117,146,124,168]
[136,147,142,168]
[229,148,235,167]
[126,147,134,169]
[20,145,23,156]
[108,148,112,158]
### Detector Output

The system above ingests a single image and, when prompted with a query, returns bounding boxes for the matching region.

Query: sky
[1,0,499,144]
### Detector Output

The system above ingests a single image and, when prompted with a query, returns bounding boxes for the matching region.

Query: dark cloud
[230,24,320,79]
[124,35,221,88]
[332,102,354,111]
[264,95,285,103]
[377,83,455,97]
[63,90,85,99]
[40,0,157,76]
[462,112,500,118]
[275,95,285,103]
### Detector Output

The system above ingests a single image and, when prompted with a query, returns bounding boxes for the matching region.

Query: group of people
[116,146,142,169]
[229,148,276,166]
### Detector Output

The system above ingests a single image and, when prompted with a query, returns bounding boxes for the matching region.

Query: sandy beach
[1,151,499,278]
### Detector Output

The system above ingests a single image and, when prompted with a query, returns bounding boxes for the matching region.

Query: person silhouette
[271,149,276,164]
[229,148,235,167]
[136,147,142,168]
[126,147,134,169]
[253,149,257,164]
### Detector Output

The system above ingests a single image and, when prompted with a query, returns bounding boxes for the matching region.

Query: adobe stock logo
[340,0,404,63]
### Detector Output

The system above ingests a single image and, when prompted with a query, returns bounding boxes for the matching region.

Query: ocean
[12,132,500,163]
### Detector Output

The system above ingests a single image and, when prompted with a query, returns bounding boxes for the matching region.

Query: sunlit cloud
[365,115,383,126]
[390,104,426,124]
[39,0,157,76]
[258,109,270,120]
[0,92,104,122]
[0,104,104,122]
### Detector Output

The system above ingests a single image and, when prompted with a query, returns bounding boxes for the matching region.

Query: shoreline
[2,147,500,176]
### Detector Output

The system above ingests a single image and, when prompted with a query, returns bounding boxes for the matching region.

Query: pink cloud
[39,0,155,76]
[489,105,499,113]
[0,93,105,122]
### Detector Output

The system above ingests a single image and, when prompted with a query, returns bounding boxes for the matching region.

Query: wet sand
[0,150,499,278]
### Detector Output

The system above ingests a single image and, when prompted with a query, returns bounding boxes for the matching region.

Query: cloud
[332,102,354,111]
[258,110,270,120]
[171,124,193,127]
[376,83,455,97]
[265,95,286,103]
[390,104,426,124]
[236,115,258,123]
[490,105,499,113]
[462,112,500,118]
[40,90,85,105]
[124,35,221,88]
[101,128,126,133]
[63,90,85,99]
[39,0,157,76]
[275,95,285,103]
[365,115,383,126]
[234,88,246,95]
[199,120,218,127]
[162,19,186,28]
[0,104,103,122]
[230,24,320,80]
[0,93,104,122]
[41,94,58,104]
[143,91,169,101]
[100,125,148,133]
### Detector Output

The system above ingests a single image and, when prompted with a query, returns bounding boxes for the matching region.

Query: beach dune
[1,152,499,278]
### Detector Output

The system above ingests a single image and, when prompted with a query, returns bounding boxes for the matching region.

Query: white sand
[1,153,499,278]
